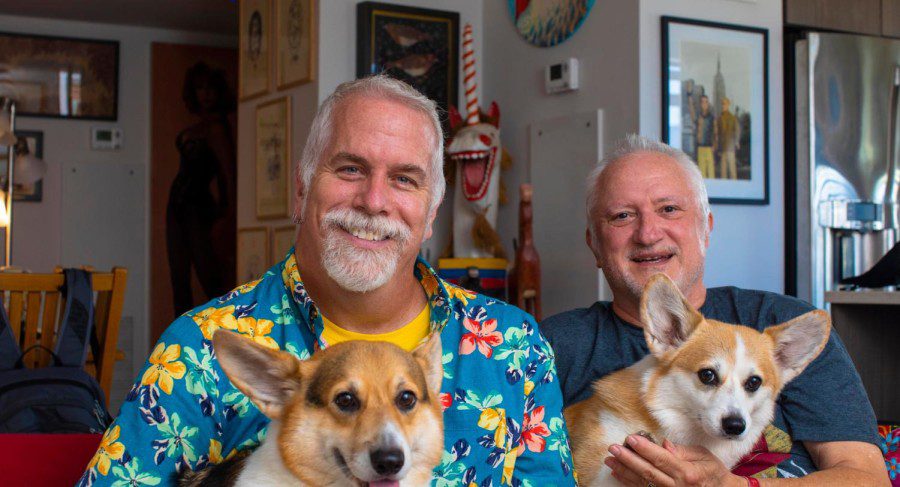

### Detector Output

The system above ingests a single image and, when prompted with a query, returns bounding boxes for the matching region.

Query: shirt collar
[279,247,456,348]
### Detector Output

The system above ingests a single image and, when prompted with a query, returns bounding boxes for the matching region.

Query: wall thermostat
[545,58,579,94]
[91,127,122,150]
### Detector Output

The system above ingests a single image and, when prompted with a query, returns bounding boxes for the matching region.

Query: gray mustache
[322,208,412,243]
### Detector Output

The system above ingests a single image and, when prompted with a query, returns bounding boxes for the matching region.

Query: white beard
[320,208,412,293]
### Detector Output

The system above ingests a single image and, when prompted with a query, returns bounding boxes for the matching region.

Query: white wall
[639,0,785,293]
[0,13,235,408]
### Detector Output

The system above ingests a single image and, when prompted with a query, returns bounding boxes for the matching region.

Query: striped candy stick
[462,23,479,126]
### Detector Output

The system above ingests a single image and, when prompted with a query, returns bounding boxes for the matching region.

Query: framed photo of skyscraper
[661,16,769,205]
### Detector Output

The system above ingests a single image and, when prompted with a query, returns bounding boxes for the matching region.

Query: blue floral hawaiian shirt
[79,250,575,486]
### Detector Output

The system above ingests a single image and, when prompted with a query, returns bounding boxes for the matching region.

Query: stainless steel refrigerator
[793,32,900,309]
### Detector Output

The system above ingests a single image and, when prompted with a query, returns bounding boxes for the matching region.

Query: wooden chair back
[0,267,128,405]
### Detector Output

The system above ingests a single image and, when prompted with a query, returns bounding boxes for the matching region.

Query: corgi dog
[565,274,830,486]
[179,330,444,487]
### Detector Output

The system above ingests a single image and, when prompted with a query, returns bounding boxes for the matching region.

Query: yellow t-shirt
[320,304,430,352]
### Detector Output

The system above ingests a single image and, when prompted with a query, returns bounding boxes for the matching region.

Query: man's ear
[585,228,602,268]
[412,333,443,397]
[213,330,304,419]
[292,169,305,222]
[705,212,714,247]
[423,206,438,241]
[640,274,703,355]
[764,310,830,385]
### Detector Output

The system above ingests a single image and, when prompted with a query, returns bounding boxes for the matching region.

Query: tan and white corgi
[179,330,445,487]
[565,274,830,486]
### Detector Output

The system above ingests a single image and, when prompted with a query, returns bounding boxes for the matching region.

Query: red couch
[0,434,100,486]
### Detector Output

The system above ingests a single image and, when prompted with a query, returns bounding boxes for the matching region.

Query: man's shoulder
[164,270,287,344]
[443,282,528,322]
[704,286,817,328]
[540,302,613,337]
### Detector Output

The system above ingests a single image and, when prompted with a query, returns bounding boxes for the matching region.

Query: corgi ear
[764,310,831,385]
[640,274,703,355]
[213,329,303,420]
[412,333,443,397]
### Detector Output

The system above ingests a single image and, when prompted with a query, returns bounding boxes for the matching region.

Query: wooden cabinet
[786,0,882,35]
[825,291,900,421]
[885,0,900,38]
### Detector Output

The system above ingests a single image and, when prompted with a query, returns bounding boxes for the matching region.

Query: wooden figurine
[514,183,541,320]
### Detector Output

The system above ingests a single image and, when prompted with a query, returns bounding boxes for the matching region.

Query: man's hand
[604,434,745,487]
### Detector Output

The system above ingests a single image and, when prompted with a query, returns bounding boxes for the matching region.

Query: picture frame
[0,130,43,202]
[272,225,296,263]
[0,32,118,120]
[237,227,270,282]
[276,0,316,89]
[356,2,458,130]
[255,96,291,219]
[239,0,272,101]
[661,16,769,205]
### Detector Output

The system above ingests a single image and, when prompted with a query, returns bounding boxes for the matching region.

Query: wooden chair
[0,267,128,405]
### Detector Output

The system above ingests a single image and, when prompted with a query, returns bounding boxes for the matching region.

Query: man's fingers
[624,435,683,474]
[665,441,714,462]
[608,443,675,487]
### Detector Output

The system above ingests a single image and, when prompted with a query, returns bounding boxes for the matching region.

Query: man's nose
[634,214,663,245]
[354,176,389,215]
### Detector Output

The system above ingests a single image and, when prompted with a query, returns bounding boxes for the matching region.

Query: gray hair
[294,74,446,219]
[586,134,711,247]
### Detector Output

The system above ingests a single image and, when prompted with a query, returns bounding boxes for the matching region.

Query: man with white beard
[80,75,575,487]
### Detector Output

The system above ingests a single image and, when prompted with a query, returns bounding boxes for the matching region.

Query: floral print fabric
[79,250,575,486]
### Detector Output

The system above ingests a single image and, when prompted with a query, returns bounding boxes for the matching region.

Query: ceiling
[0,0,237,35]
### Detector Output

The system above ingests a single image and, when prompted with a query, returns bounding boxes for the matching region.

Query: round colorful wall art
[507,0,596,47]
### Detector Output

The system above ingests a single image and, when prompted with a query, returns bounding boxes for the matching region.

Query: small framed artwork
[256,96,291,219]
[661,16,769,205]
[276,0,316,89]
[237,227,270,282]
[240,0,272,101]
[356,2,458,129]
[0,32,118,120]
[0,130,43,202]
[272,225,296,262]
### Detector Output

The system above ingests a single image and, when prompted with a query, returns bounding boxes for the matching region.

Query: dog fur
[565,274,830,486]
[179,330,445,486]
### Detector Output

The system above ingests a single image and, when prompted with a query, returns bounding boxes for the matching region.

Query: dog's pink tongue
[367,481,400,487]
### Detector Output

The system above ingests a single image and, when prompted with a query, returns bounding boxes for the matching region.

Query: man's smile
[629,250,676,266]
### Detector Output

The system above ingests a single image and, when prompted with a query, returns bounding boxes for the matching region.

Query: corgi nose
[371,448,404,476]
[721,416,746,436]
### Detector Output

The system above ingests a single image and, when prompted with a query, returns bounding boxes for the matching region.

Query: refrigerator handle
[885,66,900,231]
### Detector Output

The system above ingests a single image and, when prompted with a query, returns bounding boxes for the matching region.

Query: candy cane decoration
[462,24,479,125]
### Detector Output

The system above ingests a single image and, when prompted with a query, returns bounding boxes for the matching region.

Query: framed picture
[0,130,43,202]
[0,32,118,120]
[256,96,291,219]
[276,0,316,89]
[237,227,270,282]
[661,16,769,205]
[356,2,458,130]
[272,225,296,263]
[240,0,271,101]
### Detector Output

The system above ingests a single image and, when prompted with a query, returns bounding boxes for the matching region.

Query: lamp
[0,97,47,269]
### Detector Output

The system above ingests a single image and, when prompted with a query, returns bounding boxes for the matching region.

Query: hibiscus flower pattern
[79,249,574,486]
[459,306,504,358]
[141,343,186,395]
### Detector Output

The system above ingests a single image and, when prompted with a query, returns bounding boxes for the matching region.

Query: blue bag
[0,269,112,433]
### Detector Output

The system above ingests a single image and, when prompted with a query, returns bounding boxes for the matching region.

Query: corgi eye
[744,376,762,392]
[697,368,718,386]
[395,390,417,411]
[333,391,360,413]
